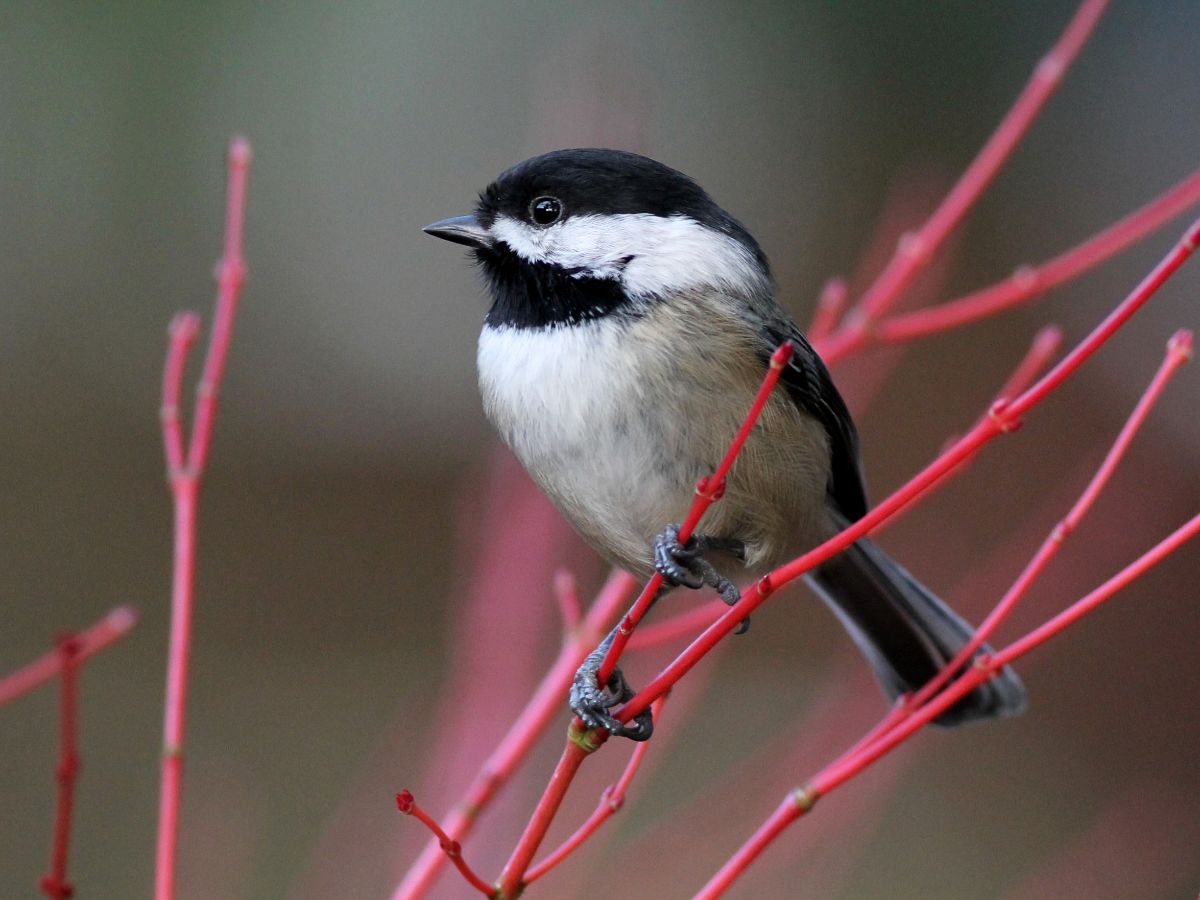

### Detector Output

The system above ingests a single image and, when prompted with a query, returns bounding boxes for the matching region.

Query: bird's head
[424,148,770,328]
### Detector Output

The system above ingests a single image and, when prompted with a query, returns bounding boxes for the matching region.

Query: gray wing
[758,322,868,522]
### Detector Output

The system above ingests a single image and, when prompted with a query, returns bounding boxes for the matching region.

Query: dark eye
[530,196,563,225]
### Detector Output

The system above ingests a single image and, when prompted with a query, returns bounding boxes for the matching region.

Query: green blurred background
[2,2,1198,897]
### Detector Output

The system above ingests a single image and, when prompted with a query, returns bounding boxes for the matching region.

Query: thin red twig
[616,216,1200,728]
[495,727,601,899]
[490,215,1197,895]
[524,696,666,884]
[0,607,138,707]
[594,342,794,689]
[697,332,1193,896]
[392,570,636,900]
[39,637,81,900]
[154,136,251,900]
[818,0,1109,363]
[698,512,1200,898]
[993,325,1065,405]
[909,328,1191,707]
[553,569,583,635]
[633,324,1067,654]
[395,791,495,897]
[806,277,848,342]
[871,167,1200,347]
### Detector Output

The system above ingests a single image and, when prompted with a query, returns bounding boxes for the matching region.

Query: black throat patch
[476,243,633,329]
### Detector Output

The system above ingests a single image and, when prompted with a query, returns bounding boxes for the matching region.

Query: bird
[424,148,1026,740]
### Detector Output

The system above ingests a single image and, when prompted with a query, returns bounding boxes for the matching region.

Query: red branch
[487,213,1198,895]
[818,0,1109,362]
[495,726,601,899]
[806,277,848,342]
[698,514,1200,898]
[870,167,1200,348]
[395,791,495,897]
[695,329,1194,897]
[615,216,1199,729]
[523,696,666,884]
[392,570,636,900]
[628,323,1067,653]
[0,607,138,707]
[594,341,794,689]
[154,136,251,900]
[39,637,81,900]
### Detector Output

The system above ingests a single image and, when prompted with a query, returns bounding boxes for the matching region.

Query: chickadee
[425,148,1025,740]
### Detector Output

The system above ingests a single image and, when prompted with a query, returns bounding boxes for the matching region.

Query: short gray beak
[423,214,493,250]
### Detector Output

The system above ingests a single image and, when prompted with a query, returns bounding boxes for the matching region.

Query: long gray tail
[805,536,1026,726]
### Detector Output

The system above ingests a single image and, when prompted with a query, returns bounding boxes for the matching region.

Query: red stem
[993,325,1064,405]
[617,215,1200,726]
[699,512,1200,898]
[594,342,794,689]
[994,512,1200,667]
[694,792,808,900]
[908,329,1191,708]
[819,0,1109,362]
[524,696,665,884]
[871,167,1200,347]
[496,735,598,899]
[39,637,81,900]
[154,137,251,900]
[806,277,848,342]
[553,569,583,635]
[634,325,1067,657]
[393,570,635,900]
[0,607,137,707]
[495,215,1199,893]
[160,313,200,476]
[395,792,495,897]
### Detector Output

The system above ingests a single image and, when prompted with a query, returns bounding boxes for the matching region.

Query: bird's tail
[805,536,1026,726]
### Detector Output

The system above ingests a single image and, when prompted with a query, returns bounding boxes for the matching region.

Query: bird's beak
[422,214,494,250]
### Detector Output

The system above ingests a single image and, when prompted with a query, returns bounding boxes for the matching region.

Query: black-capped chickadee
[425,148,1025,740]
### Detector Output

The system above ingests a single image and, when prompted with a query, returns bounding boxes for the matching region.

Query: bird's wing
[759,322,868,523]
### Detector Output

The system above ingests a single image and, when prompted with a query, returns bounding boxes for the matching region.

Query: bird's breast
[476,300,831,577]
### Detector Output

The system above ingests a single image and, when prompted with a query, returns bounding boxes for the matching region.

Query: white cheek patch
[489,213,767,298]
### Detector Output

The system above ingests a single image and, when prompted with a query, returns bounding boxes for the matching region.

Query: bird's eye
[530,196,563,226]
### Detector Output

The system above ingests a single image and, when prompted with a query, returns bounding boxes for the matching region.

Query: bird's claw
[654,524,749,632]
[570,656,653,741]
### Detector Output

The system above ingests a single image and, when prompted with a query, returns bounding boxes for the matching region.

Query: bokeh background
[2,2,1199,897]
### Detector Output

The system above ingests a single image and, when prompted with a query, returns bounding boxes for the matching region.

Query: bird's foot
[654,524,750,634]
[570,644,653,741]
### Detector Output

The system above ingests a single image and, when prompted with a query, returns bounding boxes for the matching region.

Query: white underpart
[488,212,768,299]
[477,308,831,577]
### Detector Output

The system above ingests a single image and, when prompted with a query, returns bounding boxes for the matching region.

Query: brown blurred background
[2,2,1198,898]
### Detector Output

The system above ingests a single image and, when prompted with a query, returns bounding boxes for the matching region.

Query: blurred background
[2,2,1199,897]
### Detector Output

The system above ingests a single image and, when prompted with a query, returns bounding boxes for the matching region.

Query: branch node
[602,784,623,812]
[987,399,1022,432]
[1011,263,1038,290]
[213,258,247,287]
[567,719,606,754]
[789,785,819,812]
[1035,53,1066,85]
[897,230,925,261]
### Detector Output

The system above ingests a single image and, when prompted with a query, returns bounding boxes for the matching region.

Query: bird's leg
[570,623,655,741]
[654,523,751,633]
